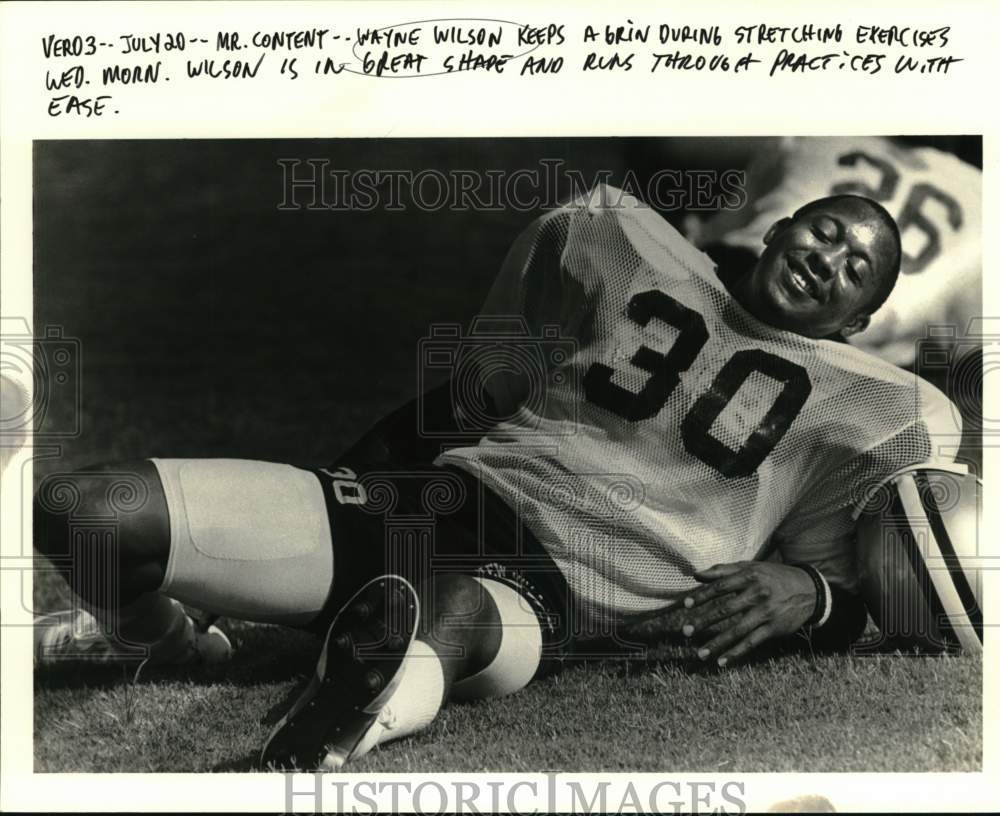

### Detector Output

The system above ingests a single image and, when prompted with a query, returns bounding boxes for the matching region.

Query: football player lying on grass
[34,184,955,770]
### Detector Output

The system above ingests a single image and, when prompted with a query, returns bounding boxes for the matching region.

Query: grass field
[29,138,983,774]
[33,606,982,773]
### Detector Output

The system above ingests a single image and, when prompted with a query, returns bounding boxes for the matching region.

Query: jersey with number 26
[698,136,981,366]
[438,186,955,622]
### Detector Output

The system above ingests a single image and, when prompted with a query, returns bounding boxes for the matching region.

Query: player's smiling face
[740,200,893,339]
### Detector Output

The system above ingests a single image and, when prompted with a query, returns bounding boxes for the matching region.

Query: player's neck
[705,242,763,320]
[705,243,757,296]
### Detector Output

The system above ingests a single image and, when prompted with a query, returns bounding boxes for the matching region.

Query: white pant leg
[152,458,334,626]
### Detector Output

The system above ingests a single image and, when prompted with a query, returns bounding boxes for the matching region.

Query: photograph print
[16,135,983,772]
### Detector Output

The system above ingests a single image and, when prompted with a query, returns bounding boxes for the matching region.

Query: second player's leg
[34,460,171,607]
[34,458,335,661]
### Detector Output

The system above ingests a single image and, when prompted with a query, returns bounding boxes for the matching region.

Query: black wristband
[815,586,869,651]
[789,562,826,627]
[781,564,868,652]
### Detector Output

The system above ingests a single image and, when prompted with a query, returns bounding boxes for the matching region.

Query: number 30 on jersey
[584,289,812,479]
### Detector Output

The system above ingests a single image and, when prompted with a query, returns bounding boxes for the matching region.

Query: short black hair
[790,194,902,315]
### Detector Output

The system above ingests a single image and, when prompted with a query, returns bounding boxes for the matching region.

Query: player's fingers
[679,589,759,636]
[693,562,748,582]
[695,608,768,662]
[694,619,732,642]
[716,625,774,668]
[681,572,750,611]
[656,602,690,632]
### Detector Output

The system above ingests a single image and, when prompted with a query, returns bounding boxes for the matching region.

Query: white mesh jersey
[697,137,981,367]
[437,186,957,622]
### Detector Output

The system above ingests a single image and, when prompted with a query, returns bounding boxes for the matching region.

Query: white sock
[450,578,542,700]
[353,640,445,756]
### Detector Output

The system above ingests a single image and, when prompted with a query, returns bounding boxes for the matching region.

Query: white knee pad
[152,458,334,625]
[450,578,543,700]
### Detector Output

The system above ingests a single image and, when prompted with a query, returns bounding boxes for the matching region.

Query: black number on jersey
[831,150,899,201]
[584,290,812,478]
[895,183,963,274]
[681,350,813,478]
[832,150,963,275]
[583,290,708,421]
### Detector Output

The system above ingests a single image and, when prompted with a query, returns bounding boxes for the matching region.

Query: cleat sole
[259,575,419,771]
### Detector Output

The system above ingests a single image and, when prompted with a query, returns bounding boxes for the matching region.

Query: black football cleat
[259,575,420,771]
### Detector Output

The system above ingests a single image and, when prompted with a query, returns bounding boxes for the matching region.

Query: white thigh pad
[153,458,333,625]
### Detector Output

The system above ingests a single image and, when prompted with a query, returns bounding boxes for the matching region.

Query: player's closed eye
[812,217,839,243]
[846,258,867,285]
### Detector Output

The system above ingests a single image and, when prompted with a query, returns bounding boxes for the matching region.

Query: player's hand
[666,561,817,667]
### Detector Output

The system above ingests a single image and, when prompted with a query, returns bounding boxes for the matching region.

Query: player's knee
[425,573,499,629]
[445,577,544,701]
[34,460,170,600]
[421,573,501,665]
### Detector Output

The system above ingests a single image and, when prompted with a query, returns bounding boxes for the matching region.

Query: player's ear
[841,313,871,338]
[763,217,792,245]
